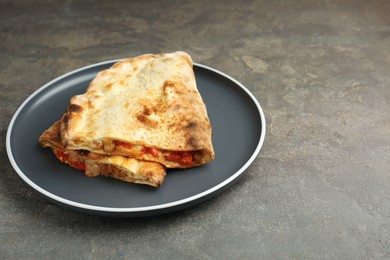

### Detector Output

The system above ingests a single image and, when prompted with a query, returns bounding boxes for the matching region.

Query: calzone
[61,51,214,168]
[39,120,166,187]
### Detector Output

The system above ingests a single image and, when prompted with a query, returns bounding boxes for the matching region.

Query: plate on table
[6,60,266,217]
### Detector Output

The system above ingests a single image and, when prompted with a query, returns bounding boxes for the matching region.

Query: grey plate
[6,61,266,217]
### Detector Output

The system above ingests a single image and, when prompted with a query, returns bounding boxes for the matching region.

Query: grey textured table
[1,0,389,259]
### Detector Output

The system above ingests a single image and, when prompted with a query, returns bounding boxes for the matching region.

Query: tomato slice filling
[112,141,195,166]
[142,146,159,157]
[55,150,85,171]
[164,152,193,165]
[116,141,132,149]
[68,160,86,171]
[56,150,69,162]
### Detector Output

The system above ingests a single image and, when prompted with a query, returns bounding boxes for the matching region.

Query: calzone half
[61,51,214,168]
[39,120,166,187]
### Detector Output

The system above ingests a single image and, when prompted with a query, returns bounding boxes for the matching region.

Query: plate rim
[6,60,266,214]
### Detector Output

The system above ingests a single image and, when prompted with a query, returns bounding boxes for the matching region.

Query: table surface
[1,0,389,259]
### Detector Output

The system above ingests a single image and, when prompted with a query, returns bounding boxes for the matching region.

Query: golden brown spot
[136,112,157,128]
[136,114,147,123]
[87,99,96,109]
[73,139,83,145]
[87,131,95,137]
[62,114,69,124]
[163,80,185,96]
[104,83,113,91]
[124,102,131,109]
[99,70,110,77]
[149,60,158,67]
[120,79,126,86]
[112,61,124,69]
[187,121,197,129]
[142,106,151,116]
[151,105,158,113]
[163,57,174,63]
[163,81,175,91]
[187,136,198,148]
[68,104,82,113]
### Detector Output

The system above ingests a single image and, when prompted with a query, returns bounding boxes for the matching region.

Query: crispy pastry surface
[61,51,214,168]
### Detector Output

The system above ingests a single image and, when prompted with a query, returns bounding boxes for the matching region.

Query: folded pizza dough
[61,51,214,168]
[39,120,166,187]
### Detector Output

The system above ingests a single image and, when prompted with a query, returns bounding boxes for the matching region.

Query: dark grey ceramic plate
[6,60,266,217]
